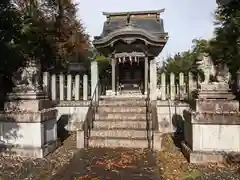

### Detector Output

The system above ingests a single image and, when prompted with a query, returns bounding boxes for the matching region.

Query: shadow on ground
[51,147,161,180]
[172,113,185,149]
[57,115,71,143]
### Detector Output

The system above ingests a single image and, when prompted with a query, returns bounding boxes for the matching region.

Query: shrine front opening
[112,52,149,95]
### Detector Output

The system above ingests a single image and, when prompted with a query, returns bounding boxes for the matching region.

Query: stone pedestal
[0,60,58,158]
[153,131,163,151]
[182,83,240,164]
[0,91,57,158]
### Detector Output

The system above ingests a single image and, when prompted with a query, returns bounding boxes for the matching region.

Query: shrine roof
[93,9,168,46]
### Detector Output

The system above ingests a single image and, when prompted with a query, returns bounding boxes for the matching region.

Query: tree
[0,0,22,108]
[0,0,90,106]
[11,0,90,71]
[210,0,240,74]
[0,0,22,77]
[159,38,210,74]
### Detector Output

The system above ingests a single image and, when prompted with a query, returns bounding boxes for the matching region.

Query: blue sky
[76,0,217,60]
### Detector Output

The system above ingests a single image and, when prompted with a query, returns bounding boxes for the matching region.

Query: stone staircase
[89,96,151,148]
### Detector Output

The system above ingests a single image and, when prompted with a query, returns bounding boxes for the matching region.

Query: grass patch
[180,169,202,179]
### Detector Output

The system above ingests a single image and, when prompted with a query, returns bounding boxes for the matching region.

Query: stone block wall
[156,100,189,133]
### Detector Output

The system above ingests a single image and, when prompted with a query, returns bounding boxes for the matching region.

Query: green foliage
[210,0,240,75]
[158,38,210,83]
[0,0,22,76]
[0,0,90,75]
[95,54,111,80]
[159,0,240,82]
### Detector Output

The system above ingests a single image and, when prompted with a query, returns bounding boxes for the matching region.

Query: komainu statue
[215,64,231,84]
[196,53,230,85]
[12,60,41,92]
[196,53,215,84]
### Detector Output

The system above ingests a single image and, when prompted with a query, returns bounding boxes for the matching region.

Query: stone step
[97,106,146,113]
[90,128,148,139]
[99,100,146,106]
[93,120,148,129]
[89,136,149,149]
[95,113,147,120]
[100,96,146,101]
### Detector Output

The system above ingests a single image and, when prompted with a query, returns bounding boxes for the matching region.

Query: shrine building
[93,9,168,95]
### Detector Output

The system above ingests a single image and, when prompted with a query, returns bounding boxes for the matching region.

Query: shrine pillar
[112,58,116,95]
[150,58,157,100]
[144,56,149,94]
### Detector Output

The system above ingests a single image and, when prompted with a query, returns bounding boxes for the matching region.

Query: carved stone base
[199,83,235,100]
[153,132,163,151]
[0,109,58,158]
[7,91,47,100]
[198,90,235,100]
[0,140,58,158]
[181,141,225,164]
[4,99,54,112]
[4,91,54,112]
[196,99,239,113]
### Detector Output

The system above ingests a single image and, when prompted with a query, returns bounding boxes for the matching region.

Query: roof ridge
[102,9,165,16]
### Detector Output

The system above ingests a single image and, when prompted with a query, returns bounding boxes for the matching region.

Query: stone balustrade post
[83,74,88,100]
[188,72,195,95]
[170,73,175,100]
[179,72,184,99]
[91,61,99,101]
[59,73,64,101]
[74,74,80,101]
[43,72,49,95]
[51,74,56,100]
[161,73,166,100]
[67,74,72,101]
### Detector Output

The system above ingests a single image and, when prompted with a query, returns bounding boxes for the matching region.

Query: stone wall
[156,100,189,134]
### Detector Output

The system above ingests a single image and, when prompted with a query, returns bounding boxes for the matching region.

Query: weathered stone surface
[0,109,57,158]
[77,96,159,149]
[182,54,240,164]
[0,108,57,123]
[97,106,146,113]
[181,141,225,164]
[198,90,235,100]
[196,99,239,113]
[89,137,149,149]
[192,112,240,124]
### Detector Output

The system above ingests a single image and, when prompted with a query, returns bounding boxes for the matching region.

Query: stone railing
[42,72,90,101]
[157,72,197,100]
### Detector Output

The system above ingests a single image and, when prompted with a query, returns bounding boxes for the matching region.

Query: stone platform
[181,141,226,164]
[182,95,240,163]
[0,92,58,158]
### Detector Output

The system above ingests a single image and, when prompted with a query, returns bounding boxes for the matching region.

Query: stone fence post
[91,61,99,100]
[170,73,175,100]
[160,73,166,100]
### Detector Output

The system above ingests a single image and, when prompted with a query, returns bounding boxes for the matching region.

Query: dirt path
[51,147,161,180]
[0,133,161,180]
